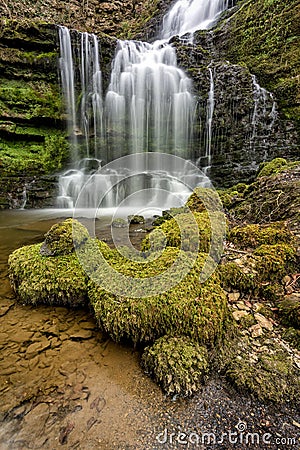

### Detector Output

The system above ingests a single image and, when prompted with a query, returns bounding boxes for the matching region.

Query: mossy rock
[141,211,226,259]
[230,164,300,226]
[8,227,112,307]
[253,243,296,282]
[228,222,295,250]
[40,218,90,256]
[218,243,296,296]
[152,206,189,227]
[111,218,128,228]
[278,294,300,329]
[257,158,300,178]
[88,248,231,346]
[218,261,256,294]
[8,242,87,307]
[128,215,145,224]
[257,158,288,178]
[282,327,300,351]
[141,335,209,397]
[185,187,223,213]
[221,336,300,405]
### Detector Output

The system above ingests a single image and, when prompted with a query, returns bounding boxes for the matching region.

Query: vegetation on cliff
[223,0,300,130]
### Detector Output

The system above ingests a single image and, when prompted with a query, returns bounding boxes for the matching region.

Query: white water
[105,40,194,159]
[162,0,232,39]
[205,67,215,171]
[58,0,232,209]
[250,75,278,149]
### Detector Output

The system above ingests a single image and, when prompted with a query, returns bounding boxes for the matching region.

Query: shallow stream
[0,210,299,449]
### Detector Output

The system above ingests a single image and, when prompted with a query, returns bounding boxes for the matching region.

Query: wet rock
[26,338,51,358]
[228,292,241,302]
[232,310,249,321]
[254,313,274,331]
[249,324,263,338]
[111,218,128,228]
[128,215,145,224]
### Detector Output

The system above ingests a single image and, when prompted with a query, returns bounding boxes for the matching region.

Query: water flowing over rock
[57,0,234,209]
[161,0,233,39]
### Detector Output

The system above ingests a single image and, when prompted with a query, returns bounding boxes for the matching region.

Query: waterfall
[105,40,194,160]
[58,0,232,211]
[58,28,104,160]
[205,67,215,172]
[250,75,278,150]
[162,0,232,40]
[58,26,78,161]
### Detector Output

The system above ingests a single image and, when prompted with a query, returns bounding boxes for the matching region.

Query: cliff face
[0,0,299,207]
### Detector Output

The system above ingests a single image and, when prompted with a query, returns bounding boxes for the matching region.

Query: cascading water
[58,0,233,211]
[162,0,232,40]
[105,40,194,159]
[205,67,215,172]
[250,75,278,151]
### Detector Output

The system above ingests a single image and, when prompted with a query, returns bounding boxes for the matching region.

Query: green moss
[142,336,209,397]
[142,211,226,260]
[253,243,296,281]
[225,0,300,126]
[185,187,223,213]
[40,218,90,256]
[8,242,88,307]
[228,222,295,250]
[0,133,68,176]
[257,158,300,178]
[128,215,145,224]
[218,243,296,297]
[88,249,231,346]
[230,163,300,225]
[278,295,300,329]
[152,207,189,227]
[221,336,300,404]
[0,78,61,120]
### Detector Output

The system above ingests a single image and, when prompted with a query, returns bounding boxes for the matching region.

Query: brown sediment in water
[0,211,300,449]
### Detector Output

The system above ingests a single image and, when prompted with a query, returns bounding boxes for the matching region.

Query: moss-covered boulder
[8,218,112,307]
[8,242,88,307]
[228,222,295,250]
[220,336,300,405]
[185,187,223,213]
[40,218,90,256]
[278,294,300,329]
[218,242,297,299]
[88,248,231,346]
[128,215,145,224]
[142,336,209,397]
[229,164,300,229]
[141,211,226,259]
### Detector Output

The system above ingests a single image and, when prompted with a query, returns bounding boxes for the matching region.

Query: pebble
[254,313,274,331]
[228,292,240,302]
[249,324,263,338]
[232,310,249,321]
